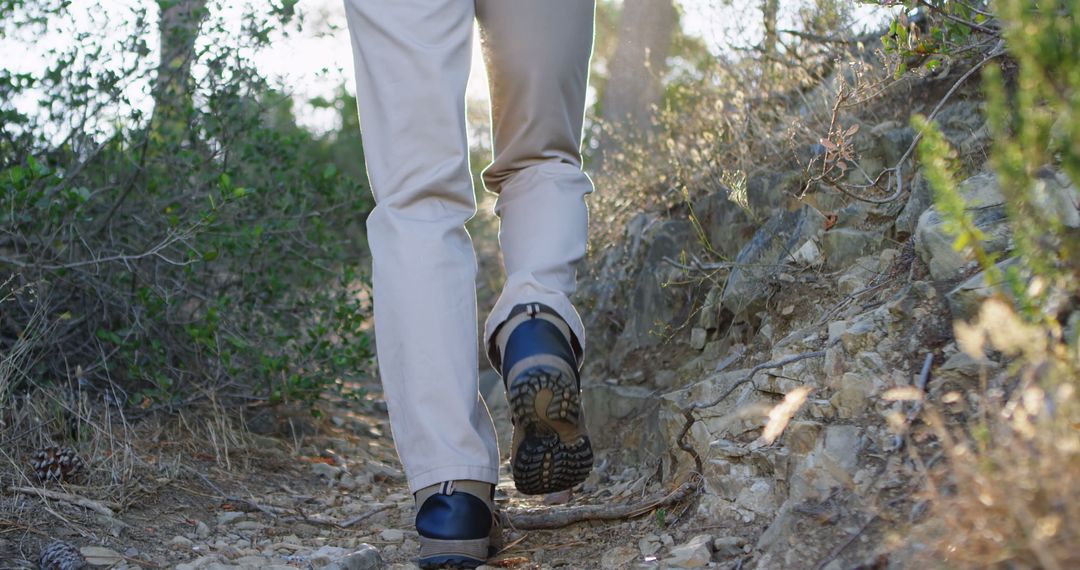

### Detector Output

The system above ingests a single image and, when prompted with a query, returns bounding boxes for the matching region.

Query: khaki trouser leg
[343,0,595,494]
[477,0,596,359]
[343,0,498,494]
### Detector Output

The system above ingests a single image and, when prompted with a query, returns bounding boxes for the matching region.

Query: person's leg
[475,0,597,494]
[342,0,498,497]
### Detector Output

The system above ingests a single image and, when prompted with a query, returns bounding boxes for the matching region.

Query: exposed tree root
[502,479,700,530]
[7,485,118,518]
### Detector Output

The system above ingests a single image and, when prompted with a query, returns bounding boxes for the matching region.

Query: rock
[871,122,916,165]
[80,546,124,566]
[830,372,875,419]
[722,205,827,316]
[583,383,661,454]
[946,258,1020,321]
[217,512,246,526]
[176,556,225,570]
[379,529,404,543]
[307,545,349,566]
[785,421,822,454]
[896,171,933,236]
[690,327,708,350]
[823,425,862,472]
[639,535,662,557]
[821,228,885,270]
[713,536,747,558]
[791,239,824,267]
[169,535,194,549]
[311,461,342,479]
[664,534,714,568]
[935,100,990,157]
[691,187,758,259]
[735,478,777,515]
[612,220,700,354]
[195,520,211,539]
[697,286,723,330]
[1031,169,1080,228]
[601,544,639,569]
[915,172,1011,282]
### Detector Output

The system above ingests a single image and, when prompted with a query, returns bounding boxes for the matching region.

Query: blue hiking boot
[491,303,593,495]
[415,480,497,569]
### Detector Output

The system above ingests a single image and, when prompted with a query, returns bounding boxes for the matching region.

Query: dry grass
[913,299,1080,569]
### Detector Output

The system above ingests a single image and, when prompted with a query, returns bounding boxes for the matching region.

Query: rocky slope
[572,94,1080,568]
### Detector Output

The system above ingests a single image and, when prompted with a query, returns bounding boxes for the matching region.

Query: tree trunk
[150,0,208,139]
[597,0,677,164]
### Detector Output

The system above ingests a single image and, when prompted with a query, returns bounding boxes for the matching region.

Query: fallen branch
[7,485,118,518]
[675,345,835,473]
[340,503,396,529]
[501,480,699,530]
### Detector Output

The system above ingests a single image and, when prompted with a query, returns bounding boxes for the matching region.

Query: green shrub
[0,1,373,409]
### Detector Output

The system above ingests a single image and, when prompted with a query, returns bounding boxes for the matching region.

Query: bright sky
[1,0,895,136]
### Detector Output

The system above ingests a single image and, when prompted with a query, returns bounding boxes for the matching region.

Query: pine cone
[30,446,86,483]
[38,541,88,570]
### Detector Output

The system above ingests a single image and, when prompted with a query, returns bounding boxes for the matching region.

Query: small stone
[195,520,211,538]
[169,535,194,548]
[664,534,714,568]
[311,462,342,479]
[601,544,639,569]
[713,536,746,557]
[307,545,349,566]
[79,546,125,566]
[830,372,873,419]
[379,528,405,542]
[690,327,708,350]
[217,511,246,526]
[639,535,662,556]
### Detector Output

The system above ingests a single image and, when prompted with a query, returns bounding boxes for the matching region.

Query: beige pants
[343,0,595,493]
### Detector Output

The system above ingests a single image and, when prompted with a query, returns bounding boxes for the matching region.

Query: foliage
[909,0,1080,566]
[874,0,995,77]
[0,1,373,410]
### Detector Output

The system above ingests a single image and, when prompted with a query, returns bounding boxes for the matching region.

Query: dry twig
[7,485,118,518]
[676,345,836,473]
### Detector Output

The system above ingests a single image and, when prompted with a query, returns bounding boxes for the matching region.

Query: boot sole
[417,537,489,569]
[507,365,593,495]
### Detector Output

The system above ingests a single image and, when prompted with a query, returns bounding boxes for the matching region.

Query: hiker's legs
[476,0,596,359]
[343,0,498,494]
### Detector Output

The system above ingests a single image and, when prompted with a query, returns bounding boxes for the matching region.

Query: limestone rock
[895,171,933,237]
[664,534,714,568]
[613,220,699,354]
[324,544,382,570]
[946,258,1020,321]
[915,172,1011,282]
[691,187,758,259]
[821,228,885,270]
[600,544,639,569]
[722,205,827,316]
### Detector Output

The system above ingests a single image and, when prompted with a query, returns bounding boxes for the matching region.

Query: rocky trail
[4,84,1079,569]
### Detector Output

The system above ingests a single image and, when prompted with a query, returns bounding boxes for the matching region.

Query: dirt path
[2,381,726,570]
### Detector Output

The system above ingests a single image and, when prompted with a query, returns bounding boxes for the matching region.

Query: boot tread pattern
[508,366,592,495]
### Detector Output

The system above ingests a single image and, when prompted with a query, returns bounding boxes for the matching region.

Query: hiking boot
[491,303,592,495]
[415,480,498,569]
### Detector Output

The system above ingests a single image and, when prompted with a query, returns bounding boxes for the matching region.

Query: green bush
[0,1,373,409]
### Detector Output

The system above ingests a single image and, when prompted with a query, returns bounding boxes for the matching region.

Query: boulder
[821,228,885,270]
[613,220,699,353]
[945,257,1020,321]
[915,172,1011,282]
[691,187,758,259]
[722,205,827,316]
[664,534,714,568]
